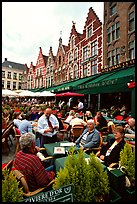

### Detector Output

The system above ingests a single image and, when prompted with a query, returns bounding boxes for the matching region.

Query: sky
[2,2,104,66]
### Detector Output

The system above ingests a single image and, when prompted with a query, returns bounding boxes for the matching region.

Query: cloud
[2,2,103,65]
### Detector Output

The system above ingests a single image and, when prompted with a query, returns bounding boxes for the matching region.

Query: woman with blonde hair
[99,126,125,166]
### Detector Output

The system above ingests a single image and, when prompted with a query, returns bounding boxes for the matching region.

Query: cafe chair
[12,169,55,197]
[70,124,84,142]
[2,122,14,155]
[13,126,21,155]
[84,133,103,155]
[2,159,14,171]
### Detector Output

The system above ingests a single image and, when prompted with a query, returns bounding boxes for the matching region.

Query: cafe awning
[46,75,98,93]
[78,66,135,94]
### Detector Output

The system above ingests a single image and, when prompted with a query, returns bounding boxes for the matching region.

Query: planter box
[106,168,126,195]
[109,188,122,202]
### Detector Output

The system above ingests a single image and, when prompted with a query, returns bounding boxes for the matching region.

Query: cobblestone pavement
[2,136,16,164]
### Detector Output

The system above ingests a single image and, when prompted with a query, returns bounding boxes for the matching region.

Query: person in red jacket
[13,132,55,191]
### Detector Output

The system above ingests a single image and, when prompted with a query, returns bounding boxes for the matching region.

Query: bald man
[37,107,59,146]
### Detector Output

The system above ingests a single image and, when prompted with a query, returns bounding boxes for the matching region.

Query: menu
[54,147,65,154]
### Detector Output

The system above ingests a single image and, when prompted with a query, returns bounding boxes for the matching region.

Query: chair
[12,169,55,197]
[13,126,21,155]
[2,159,14,171]
[70,124,84,142]
[2,122,14,155]
[84,133,103,154]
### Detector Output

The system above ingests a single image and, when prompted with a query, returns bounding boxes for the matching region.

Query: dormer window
[87,24,92,38]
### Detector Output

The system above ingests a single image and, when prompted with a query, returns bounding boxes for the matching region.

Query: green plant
[2,169,24,202]
[119,143,135,187]
[53,147,110,202]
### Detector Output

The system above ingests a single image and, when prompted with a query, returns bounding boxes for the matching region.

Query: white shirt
[78,101,84,110]
[37,114,59,137]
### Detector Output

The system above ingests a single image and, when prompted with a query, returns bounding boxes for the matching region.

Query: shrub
[119,142,135,187]
[2,169,24,202]
[53,147,110,202]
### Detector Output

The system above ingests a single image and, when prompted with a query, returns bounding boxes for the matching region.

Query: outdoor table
[44,141,75,158]
[55,152,90,172]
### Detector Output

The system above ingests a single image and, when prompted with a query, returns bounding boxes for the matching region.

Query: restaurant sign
[85,79,118,88]
[20,184,74,202]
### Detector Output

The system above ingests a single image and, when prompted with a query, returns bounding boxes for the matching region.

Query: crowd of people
[2,96,135,193]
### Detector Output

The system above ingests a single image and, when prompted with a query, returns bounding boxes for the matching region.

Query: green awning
[29,87,45,92]
[78,66,135,94]
[46,75,98,93]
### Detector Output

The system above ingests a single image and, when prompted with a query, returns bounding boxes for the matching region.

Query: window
[107,48,120,66]
[83,46,88,61]
[74,64,78,79]
[91,41,98,57]
[129,11,135,32]
[2,71,5,78]
[18,82,21,89]
[19,74,22,80]
[116,48,120,64]
[74,48,78,61]
[107,22,120,43]
[71,36,75,49]
[69,52,72,64]
[91,60,97,75]
[36,69,39,76]
[2,80,4,88]
[13,72,17,80]
[7,72,11,79]
[129,41,135,59]
[83,65,88,77]
[110,4,117,16]
[59,56,61,65]
[87,24,92,38]
[7,81,10,89]
[40,68,42,75]
[13,82,16,90]
[69,66,73,80]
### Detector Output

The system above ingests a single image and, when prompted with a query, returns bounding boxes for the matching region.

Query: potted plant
[53,147,112,202]
[119,142,135,202]
[2,169,24,202]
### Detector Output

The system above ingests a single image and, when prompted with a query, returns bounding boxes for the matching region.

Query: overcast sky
[2,2,104,66]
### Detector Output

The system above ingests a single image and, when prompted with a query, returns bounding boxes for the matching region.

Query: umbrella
[2,89,19,97]
[55,92,84,97]
[18,90,36,97]
[39,90,55,97]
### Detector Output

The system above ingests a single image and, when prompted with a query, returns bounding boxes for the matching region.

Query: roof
[2,59,27,71]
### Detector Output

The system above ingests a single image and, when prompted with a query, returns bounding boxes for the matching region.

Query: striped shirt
[14,150,55,191]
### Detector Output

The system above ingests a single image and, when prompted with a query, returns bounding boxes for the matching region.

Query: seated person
[64,110,75,124]
[12,112,22,129]
[84,111,93,122]
[13,132,55,192]
[18,113,32,135]
[70,113,87,128]
[124,117,135,134]
[75,119,100,151]
[99,126,125,167]
[94,111,108,132]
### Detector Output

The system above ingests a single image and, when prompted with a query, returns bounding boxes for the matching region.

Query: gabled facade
[27,62,36,89]
[54,37,68,85]
[103,2,135,68]
[66,21,83,81]
[66,7,102,81]
[46,46,56,88]
[81,7,103,75]
[35,47,48,88]
[21,64,29,90]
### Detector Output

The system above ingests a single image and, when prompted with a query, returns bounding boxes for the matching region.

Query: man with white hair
[124,117,135,140]
[75,119,100,150]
